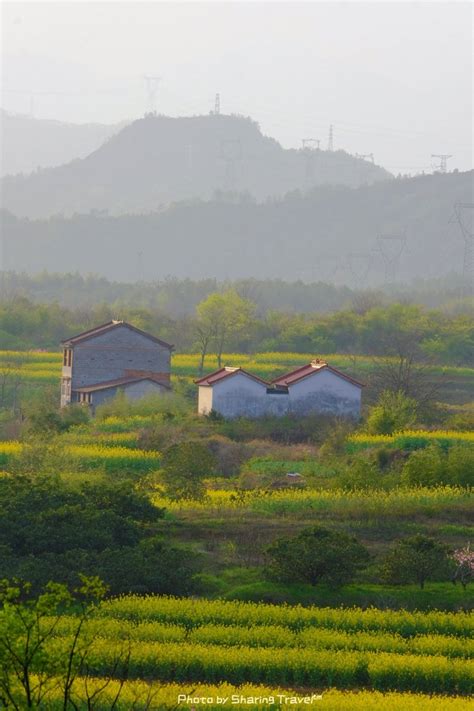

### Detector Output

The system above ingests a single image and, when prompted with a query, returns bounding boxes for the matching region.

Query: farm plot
[37,595,474,707]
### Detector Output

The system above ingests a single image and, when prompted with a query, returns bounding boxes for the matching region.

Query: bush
[0,474,199,595]
[401,444,474,487]
[382,535,451,589]
[401,445,446,486]
[160,441,216,500]
[366,390,418,435]
[446,445,474,487]
[265,525,370,588]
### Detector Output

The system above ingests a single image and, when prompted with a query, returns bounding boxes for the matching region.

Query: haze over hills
[0,114,391,218]
[0,110,126,177]
[2,169,471,285]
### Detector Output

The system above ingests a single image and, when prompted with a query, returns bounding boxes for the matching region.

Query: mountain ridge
[2,169,471,285]
[1,113,391,218]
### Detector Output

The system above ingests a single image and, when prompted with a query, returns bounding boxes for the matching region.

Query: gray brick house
[60,320,173,410]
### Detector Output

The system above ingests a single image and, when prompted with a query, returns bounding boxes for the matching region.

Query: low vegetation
[0,315,472,708]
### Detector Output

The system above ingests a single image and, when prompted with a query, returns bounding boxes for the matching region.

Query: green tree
[161,441,216,501]
[401,445,446,487]
[265,525,370,588]
[366,389,418,435]
[382,534,451,589]
[195,290,256,372]
[0,575,115,709]
[446,445,474,487]
[0,474,199,596]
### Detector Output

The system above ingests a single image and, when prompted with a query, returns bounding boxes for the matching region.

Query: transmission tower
[450,203,474,297]
[220,138,242,190]
[214,93,220,115]
[355,153,374,163]
[143,75,160,115]
[431,154,452,173]
[347,252,373,289]
[327,124,334,151]
[377,233,407,283]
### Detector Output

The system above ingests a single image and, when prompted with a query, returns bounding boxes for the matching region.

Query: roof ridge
[61,321,174,349]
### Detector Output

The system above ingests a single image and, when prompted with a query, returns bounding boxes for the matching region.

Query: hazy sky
[2,1,473,173]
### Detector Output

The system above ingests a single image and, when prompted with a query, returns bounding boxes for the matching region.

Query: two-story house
[60,320,173,409]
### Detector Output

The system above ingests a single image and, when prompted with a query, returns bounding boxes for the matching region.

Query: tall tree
[195,290,256,372]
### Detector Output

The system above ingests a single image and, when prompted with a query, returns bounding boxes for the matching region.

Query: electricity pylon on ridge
[377,233,407,284]
[450,203,474,297]
[431,154,452,173]
[143,75,160,115]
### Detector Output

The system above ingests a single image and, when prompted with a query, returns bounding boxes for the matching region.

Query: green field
[1,349,473,710]
[27,596,473,708]
[1,349,474,405]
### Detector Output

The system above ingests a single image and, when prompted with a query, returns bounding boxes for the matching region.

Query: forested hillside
[2,169,471,283]
[1,113,390,218]
[0,110,125,176]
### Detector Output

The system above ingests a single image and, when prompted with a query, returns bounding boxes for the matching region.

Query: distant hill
[2,169,471,285]
[0,114,391,218]
[0,110,126,177]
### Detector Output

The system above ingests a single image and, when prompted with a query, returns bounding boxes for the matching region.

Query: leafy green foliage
[0,576,108,709]
[401,444,474,487]
[0,474,199,595]
[161,441,216,500]
[367,390,418,435]
[265,526,370,588]
[383,535,451,590]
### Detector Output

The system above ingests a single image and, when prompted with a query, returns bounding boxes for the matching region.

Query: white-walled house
[271,360,363,418]
[195,360,363,419]
[195,367,276,418]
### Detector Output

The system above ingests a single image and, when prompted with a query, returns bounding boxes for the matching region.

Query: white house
[195,360,363,419]
[271,359,363,418]
[195,367,273,418]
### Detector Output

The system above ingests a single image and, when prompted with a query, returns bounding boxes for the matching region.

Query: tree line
[0,293,472,368]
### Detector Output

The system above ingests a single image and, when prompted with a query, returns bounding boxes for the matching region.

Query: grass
[218,580,473,611]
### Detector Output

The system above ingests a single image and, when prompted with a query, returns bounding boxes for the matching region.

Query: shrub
[446,445,474,487]
[265,525,370,588]
[401,445,446,486]
[382,535,451,589]
[161,441,216,500]
[366,390,418,435]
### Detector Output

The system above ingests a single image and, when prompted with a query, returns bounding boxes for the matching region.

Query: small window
[63,348,73,367]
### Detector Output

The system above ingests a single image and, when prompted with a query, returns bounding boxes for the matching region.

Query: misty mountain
[0,110,126,177]
[2,169,471,285]
[0,114,391,218]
